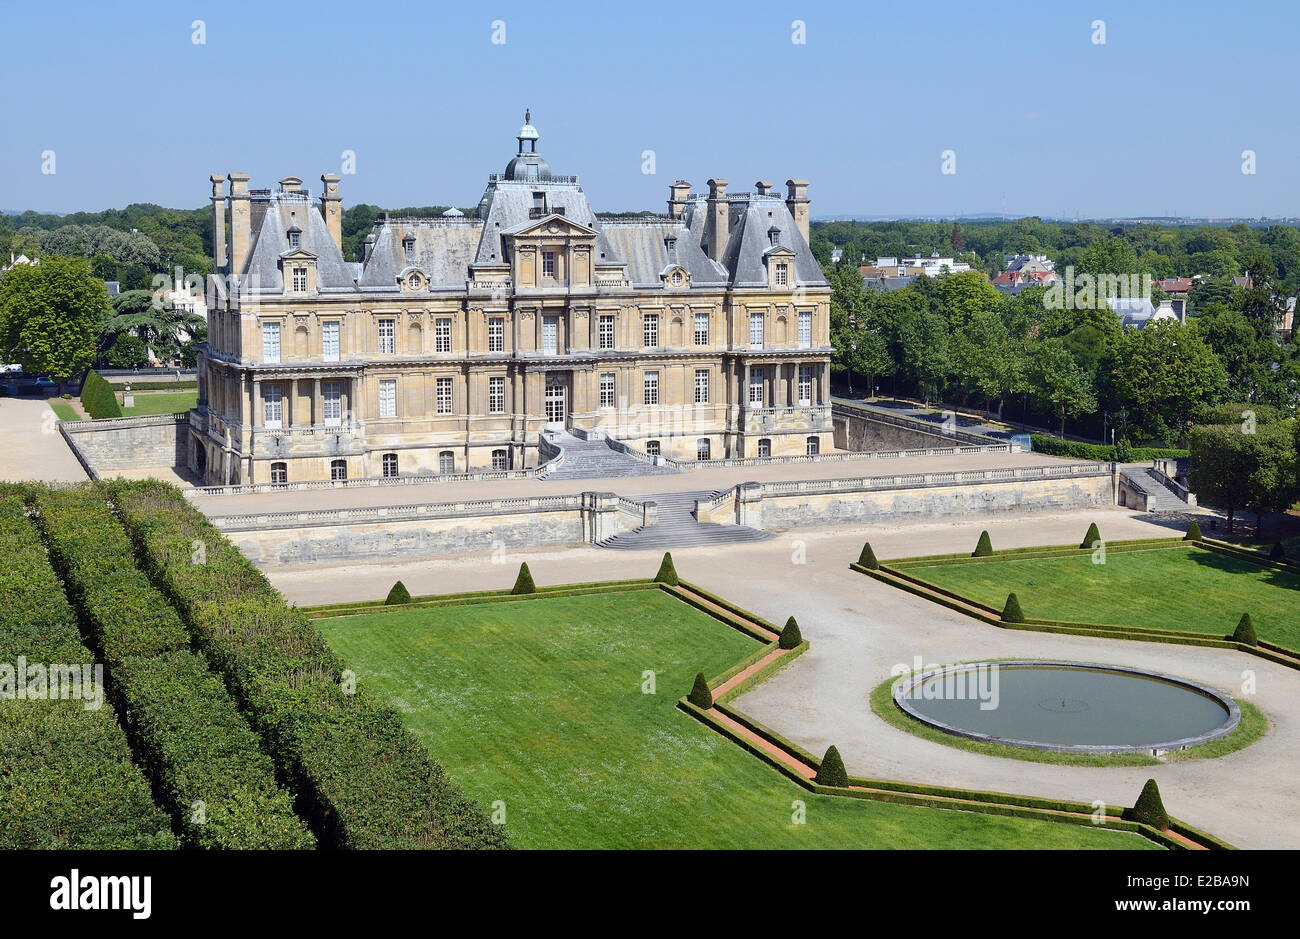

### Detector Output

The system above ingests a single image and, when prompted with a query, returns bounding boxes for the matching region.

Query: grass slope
[320,588,1154,850]
[909,546,1300,649]
[120,391,197,416]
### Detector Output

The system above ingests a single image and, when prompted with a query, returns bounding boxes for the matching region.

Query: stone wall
[834,411,953,451]
[62,416,189,474]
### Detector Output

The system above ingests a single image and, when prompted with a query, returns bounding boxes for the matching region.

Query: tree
[101,289,205,366]
[1232,613,1257,646]
[1187,422,1297,535]
[814,745,849,787]
[1025,337,1097,435]
[1080,522,1100,549]
[0,255,110,392]
[1125,779,1170,830]
[857,542,879,569]
[654,552,679,586]
[687,672,713,709]
[894,303,949,404]
[778,616,803,650]
[385,581,411,605]
[973,530,993,557]
[511,562,536,595]
[950,308,1025,417]
[1002,593,1025,623]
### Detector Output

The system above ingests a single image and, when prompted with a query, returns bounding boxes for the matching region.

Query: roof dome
[504,153,552,181]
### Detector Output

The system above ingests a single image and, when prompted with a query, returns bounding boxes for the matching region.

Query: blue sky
[3,0,1296,218]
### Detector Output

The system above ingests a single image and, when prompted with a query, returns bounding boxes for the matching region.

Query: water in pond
[898,664,1234,751]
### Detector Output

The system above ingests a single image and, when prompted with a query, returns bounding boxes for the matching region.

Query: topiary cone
[1080,522,1101,549]
[654,551,679,586]
[778,616,803,650]
[973,530,993,557]
[1002,592,1025,623]
[511,562,536,595]
[1184,520,1203,542]
[687,671,713,708]
[1269,541,1286,563]
[385,580,411,605]
[814,745,849,787]
[1232,613,1258,646]
[858,542,880,570]
[1125,778,1170,830]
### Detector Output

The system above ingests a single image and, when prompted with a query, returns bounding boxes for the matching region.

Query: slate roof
[242,194,352,292]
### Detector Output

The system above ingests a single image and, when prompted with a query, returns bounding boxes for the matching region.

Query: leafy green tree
[1107,321,1226,441]
[1188,422,1297,535]
[0,255,110,391]
[100,289,205,366]
[1025,337,1097,435]
[950,307,1025,417]
[894,303,949,404]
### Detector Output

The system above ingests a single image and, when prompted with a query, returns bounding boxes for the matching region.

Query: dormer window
[403,234,416,265]
[288,229,301,249]
[664,236,677,253]
[768,226,781,247]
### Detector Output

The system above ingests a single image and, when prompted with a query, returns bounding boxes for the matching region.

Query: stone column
[287,378,297,428]
[313,378,322,426]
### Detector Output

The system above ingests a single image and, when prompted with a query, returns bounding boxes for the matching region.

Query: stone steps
[1121,467,1188,513]
[597,489,772,550]
[540,432,679,481]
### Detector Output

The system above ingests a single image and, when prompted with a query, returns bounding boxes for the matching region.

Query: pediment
[278,248,318,261]
[502,214,597,239]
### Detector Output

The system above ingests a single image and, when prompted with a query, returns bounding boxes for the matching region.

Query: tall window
[292,267,307,292]
[542,251,556,277]
[749,312,764,348]
[382,453,398,477]
[646,440,661,457]
[694,369,709,404]
[806,436,820,456]
[798,311,811,348]
[323,382,342,427]
[599,372,615,408]
[378,379,396,418]
[488,317,504,352]
[322,321,339,362]
[434,318,451,353]
[262,384,283,429]
[696,438,711,461]
[643,370,659,406]
[330,459,347,482]
[378,319,395,355]
[270,462,288,486]
[288,229,301,249]
[439,451,455,474]
[643,314,659,348]
[798,366,813,406]
[775,262,788,287]
[694,312,709,345]
[488,376,505,414]
[262,322,281,363]
[491,449,508,471]
[598,314,615,349]
[757,438,771,458]
[748,369,765,406]
[403,236,415,265]
[436,377,453,414]
[542,316,558,355]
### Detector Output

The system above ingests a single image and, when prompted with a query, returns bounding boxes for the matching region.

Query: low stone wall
[61,415,189,474]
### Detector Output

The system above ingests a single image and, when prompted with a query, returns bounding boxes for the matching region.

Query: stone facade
[194,115,833,486]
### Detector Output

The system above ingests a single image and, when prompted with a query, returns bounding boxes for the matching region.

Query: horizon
[2,0,1297,219]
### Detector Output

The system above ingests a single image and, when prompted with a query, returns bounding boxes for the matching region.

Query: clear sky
[2,0,1295,219]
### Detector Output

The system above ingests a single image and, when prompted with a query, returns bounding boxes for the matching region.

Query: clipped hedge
[1029,434,1188,462]
[30,485,312,849]
[108,479,508,850]
[79,369,123,419]
[0,489,176,849]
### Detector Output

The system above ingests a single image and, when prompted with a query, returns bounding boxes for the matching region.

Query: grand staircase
[1120,466,1190,512]
[597,490,772,550]
[539,431,680,481]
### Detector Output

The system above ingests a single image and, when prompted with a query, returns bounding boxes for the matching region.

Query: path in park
[267,505,1299,850]
[0,397,88,483]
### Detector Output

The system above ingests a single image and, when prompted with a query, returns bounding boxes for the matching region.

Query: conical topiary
[814,745,849,787]
[654,551,679,586]
[1080,522,1101,549]
[687,671,713,708]
[973,530,993,557]
[385,581,411,605]
[858,542,880,570]
[778,616,803,650]
[1002,592,1025,623]
[1232,613,1258,646]
[1125,778,1170,830]
[511,562,536,595]
[1184,520,1203,542]
[1269,541,1286,562]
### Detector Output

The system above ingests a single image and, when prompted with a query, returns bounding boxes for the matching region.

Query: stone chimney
[320,173,343,254]
[705,178,729,262]
[755,180,773,196]
[785,178,810,246]
[227,172,252,275]
[667,180,691,219]
[210,174,227,270]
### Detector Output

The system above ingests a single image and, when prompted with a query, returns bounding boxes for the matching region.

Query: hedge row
[31,486,313,849]
[1028,434,1188,462]
[0,489,176,849]
[107,479,508,849]
[79,369,122,419]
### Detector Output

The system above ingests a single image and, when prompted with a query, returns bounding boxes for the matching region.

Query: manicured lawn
[319,588,1154,849]
[910,546,1300,649]
[119,391,197,416]
[48,400,79,422]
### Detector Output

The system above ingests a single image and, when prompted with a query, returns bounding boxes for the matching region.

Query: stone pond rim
[892,660,1242,755]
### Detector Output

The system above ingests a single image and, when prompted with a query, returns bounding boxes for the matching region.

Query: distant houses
[860,253,971,291]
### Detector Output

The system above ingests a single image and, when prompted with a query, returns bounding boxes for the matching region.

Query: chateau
[194,114,832,485]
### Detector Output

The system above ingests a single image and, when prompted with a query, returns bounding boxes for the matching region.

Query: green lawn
[48,400,79,422]
[910,546,1300,649]
[119,390,197,416]
[319,588,1154,849]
